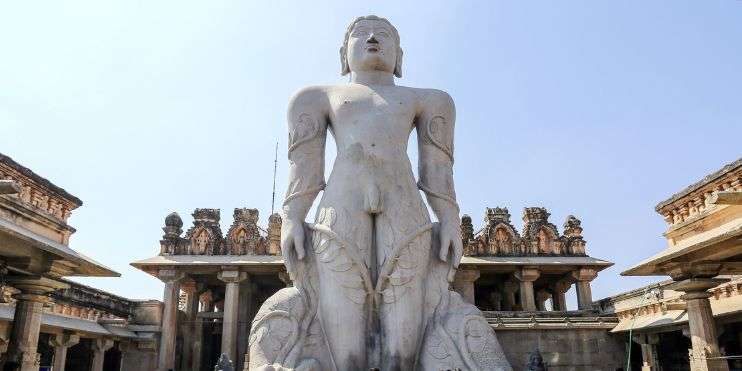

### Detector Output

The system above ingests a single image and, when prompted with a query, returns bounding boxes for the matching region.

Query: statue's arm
[416,90,463,267]
[282,87,329,260]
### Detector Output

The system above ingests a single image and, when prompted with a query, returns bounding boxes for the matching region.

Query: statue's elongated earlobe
[394,48,403,78]
[340,47,350,76]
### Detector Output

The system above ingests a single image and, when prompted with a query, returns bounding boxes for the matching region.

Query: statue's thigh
[312,205,373,363]
[375,215,432,357]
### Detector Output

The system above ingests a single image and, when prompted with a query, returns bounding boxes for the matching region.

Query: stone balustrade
[159,208,282,256]
[655,158,741,226]
[462,206,587,257]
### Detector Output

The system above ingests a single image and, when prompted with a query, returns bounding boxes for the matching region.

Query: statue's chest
[330,91,417,128]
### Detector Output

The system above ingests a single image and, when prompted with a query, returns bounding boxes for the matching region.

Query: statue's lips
[365,46,380,53]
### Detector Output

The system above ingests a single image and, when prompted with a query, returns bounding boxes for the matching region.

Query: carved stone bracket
[157,269,184,284]
[571,268,598,283]
[661,261,722,281]
[515,267,541,283]
[217,270,248,284]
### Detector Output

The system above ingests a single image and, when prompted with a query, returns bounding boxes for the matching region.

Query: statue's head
[340,15,403,78]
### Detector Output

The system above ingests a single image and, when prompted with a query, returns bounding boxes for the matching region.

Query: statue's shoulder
[288,85,332,112]
[406,87,455,111]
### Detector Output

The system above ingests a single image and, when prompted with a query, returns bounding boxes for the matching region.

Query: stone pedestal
[50,332,80,371]
[633,333,660,371]
[4,277,68,371]
[515,267,540,311]
[157,269,183,371]
[91,338,114,371]
[218,269,248,364]
[572,268,597,310]
[452,269,480,304]
[668,278,730,371]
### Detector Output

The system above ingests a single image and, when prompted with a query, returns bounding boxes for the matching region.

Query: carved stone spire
[160,212,183,255]
[486,207,511,224]
[184,209,223,255]
[461,214,474,242]
[163,212,183,238]
[225,208,265,255]
[563,215,587,255]
[563,215,583,237]
[522,207,561,255]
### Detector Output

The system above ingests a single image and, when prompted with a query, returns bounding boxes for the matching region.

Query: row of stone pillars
[669,276,730,371]
[632,271,732,371]
[452,267,598,311]
[158,268,287,371]
[0,276,116,371]
[51,335,114,371]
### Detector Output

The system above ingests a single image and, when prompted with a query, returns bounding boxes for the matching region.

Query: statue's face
[346,19,398,74]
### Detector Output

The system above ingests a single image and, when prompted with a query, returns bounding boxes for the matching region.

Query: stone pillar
[218,269,248,364]
[535,289,551,311]
[452,269,480,305]
[180,282,200,371]
[4,277,68,371]
[489,291,502,311]
[236,282,257,371]
[668,278,729,371]
[91,338,114,371]
[551,280,571,311]
[633,333,661,371]
[193,290,214,371]
[157,269,183,371]
[572,268,597,310]
[514,267,540,311]
[501,280,519,311]
[50,332,80,371]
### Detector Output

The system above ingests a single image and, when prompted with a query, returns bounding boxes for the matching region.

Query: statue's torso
[321,84,427,204]
[328,83,419,159]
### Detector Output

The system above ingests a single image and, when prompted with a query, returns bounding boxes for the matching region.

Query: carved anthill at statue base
[247,15,511,371]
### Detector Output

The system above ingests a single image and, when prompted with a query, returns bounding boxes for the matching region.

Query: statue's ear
[394,47,403,78]
[340,46,350,76]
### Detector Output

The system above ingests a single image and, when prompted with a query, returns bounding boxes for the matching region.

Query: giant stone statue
[247,15,512,371]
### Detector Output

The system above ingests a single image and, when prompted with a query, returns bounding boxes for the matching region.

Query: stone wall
[496,328,626,371]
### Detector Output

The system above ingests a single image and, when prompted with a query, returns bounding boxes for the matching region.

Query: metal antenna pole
[271,140,279,215]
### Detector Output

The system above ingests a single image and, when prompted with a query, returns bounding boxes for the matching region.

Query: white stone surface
[247,15,511,371]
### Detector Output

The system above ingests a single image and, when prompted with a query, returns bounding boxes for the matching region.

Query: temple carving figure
[247,15,511,371]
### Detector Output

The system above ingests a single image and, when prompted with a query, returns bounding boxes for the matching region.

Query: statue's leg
[312,204,373,370]
[375,212,432,371]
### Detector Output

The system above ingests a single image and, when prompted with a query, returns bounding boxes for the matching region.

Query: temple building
[131,203,623,370]
[599,157,742,371]
[0,153,166,371]
[9,147,740,370]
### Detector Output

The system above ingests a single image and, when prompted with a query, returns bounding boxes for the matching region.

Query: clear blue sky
[1,1,740,305]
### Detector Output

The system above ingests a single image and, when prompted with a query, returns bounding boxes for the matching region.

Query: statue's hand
[281,218,306,260]
[438,219,463,268]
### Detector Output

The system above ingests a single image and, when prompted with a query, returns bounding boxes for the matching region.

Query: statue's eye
[352,28,369,37]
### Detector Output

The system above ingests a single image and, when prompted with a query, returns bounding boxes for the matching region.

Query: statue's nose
[366,34,379,44]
